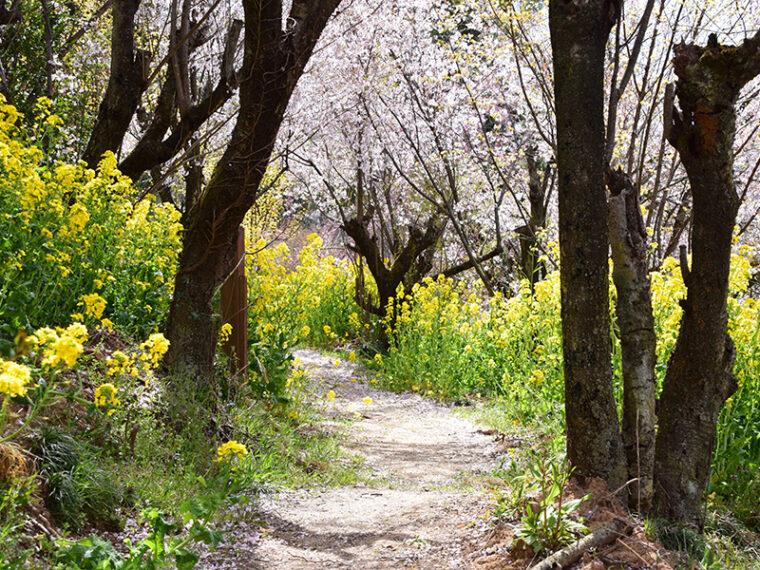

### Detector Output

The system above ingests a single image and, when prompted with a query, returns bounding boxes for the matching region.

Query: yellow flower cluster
[106,351,135,377]
[0,98,182,341]
[0,361,32,397]
[246,233,373,353]
[139,333,170,368]
[79,293,107,320]
[214,440,248,462]
[219,323,233,344]
[30,323,86,368]
[106,333,170,380]
[94,383,120,414]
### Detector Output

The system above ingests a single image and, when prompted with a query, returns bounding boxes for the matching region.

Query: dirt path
[202,349,505,569]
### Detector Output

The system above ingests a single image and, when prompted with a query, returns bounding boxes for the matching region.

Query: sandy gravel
[199,349,505,569]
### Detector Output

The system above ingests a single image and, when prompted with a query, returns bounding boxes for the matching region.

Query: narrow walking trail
[204,349,506,569]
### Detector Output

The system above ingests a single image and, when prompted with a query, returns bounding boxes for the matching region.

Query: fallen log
[530,517,631,569]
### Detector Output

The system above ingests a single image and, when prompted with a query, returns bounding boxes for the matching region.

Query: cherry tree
[284,0,556,317]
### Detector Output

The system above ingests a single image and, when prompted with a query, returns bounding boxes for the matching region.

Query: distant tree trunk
[515,145,548,290]
[654,32,760,526]
[549,0,626,487]
[165,0,343,382]
[342,213,447,323]
[607,167,657,511]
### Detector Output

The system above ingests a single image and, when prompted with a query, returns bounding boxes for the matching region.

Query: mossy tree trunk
[165,0,343,382]
[549,0,626,488]
[653,32,760,526]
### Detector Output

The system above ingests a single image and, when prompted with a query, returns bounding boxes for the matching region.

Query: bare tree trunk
[82,0,150,168]
[165,0,342,382]
[654,32,760,526]
[40,0,54,99]
[549,0,626,488]
[607,167,657,512]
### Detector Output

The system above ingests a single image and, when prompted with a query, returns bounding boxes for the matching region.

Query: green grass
[649,515,760,570]
[232,400,369,489]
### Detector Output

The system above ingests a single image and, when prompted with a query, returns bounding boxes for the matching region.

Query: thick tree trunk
[165,0,342,382]
[549,0,626,488]
[607,167,657,511]
[82,0,149,168]
[654,33,760,526]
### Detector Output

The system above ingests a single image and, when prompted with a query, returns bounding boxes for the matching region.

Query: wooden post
[221,226,248,381]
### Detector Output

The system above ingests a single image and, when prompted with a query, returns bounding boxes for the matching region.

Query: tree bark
[82,0,149,168]
[165,0,343,381]
[549,0,626,488]
[654,32,760,526]
[0,0,20,26]
[607,167,657,512]
[118,19,242,181]
[118,18,240,182]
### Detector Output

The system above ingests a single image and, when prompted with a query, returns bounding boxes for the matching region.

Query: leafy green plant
[0,475,35,568]
[511,456,590,554]
[55,508,204,570]
[248,331,292,405]
[55,449,254,569]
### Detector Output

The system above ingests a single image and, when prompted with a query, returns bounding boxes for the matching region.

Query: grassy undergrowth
[0,332,366,568]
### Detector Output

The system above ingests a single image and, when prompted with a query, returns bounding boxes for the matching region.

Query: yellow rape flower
[0,361,32,397]
[37,327,83,368]
[219,323,233,343]
[80,293,106,320]
[214,440,248,462]
[106,350,131,376]
[327,390,335,401]
[65,322,88,344]
[139,333,170,367]
[94,383,120,414]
